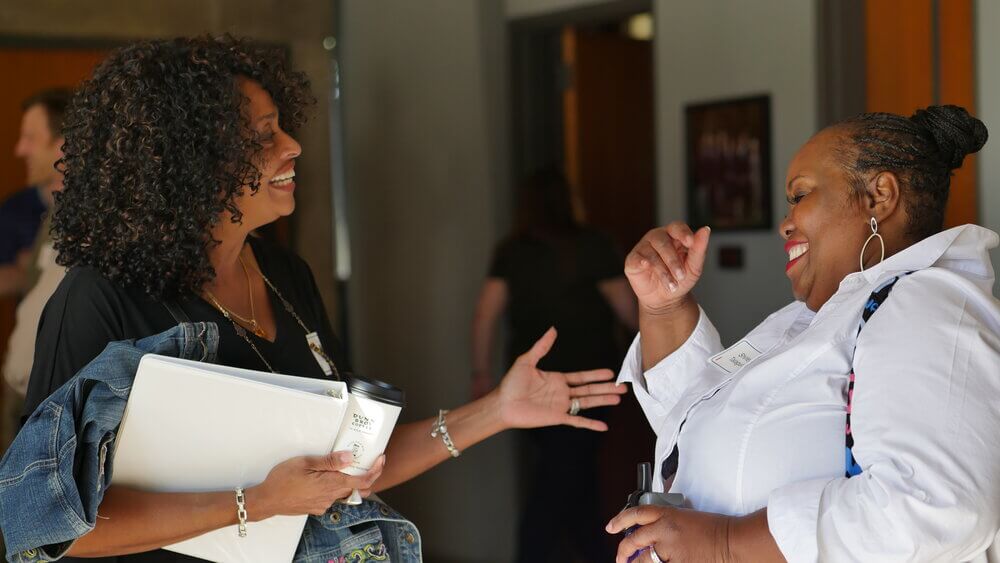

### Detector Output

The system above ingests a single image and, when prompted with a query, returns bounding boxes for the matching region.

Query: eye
[786,192,807,205]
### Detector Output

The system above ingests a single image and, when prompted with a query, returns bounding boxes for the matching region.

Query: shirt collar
[858,224,999,287]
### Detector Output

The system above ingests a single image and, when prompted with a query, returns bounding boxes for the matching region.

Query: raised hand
[248,451,385,518]
[624,222,710,313]
[496,327,628,432]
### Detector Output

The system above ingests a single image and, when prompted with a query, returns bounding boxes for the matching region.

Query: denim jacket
[0,322,421,563]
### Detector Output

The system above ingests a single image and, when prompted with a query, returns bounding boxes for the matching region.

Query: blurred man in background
[0,88,71,452]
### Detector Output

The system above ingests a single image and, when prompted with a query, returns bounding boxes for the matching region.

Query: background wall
[976,0,1000,290]
[653,0,819,344]
[338,2,515,561]
[0,0,341,318]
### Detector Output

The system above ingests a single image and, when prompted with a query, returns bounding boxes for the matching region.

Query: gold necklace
[204,252,268,339]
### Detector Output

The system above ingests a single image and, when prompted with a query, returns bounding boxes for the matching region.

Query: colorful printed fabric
[844,273,910,477]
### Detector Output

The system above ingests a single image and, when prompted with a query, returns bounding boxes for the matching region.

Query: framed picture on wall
[685,94,772,230]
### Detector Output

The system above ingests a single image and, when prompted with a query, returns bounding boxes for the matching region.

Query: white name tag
[710,340,762,374]
[306,331,334,376]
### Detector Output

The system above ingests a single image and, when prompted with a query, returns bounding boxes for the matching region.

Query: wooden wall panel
[865,0,978,227]
[938,0,977,226]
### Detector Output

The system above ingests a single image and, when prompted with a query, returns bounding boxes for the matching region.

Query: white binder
[110,354,350,563]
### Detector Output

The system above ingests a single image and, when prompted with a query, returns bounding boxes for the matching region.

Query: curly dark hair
[53,35,315,299]
[835,105,988,242]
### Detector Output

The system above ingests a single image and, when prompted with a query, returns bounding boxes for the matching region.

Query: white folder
[110,354,350,563]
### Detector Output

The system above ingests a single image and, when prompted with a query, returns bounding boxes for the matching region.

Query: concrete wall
[976,0,1000,293]
[653,0,819,343]
[0,0,340,316]
[338,1,514,561]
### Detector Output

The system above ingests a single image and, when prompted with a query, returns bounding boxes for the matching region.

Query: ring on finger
[648,547,663,563]
[568,398,581,416]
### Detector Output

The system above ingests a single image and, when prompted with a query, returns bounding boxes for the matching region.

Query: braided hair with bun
[836,105,988,242]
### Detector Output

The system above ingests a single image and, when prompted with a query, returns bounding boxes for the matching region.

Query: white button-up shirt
[618,225,1000,562]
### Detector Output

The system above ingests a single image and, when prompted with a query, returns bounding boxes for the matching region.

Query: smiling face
[230,77,302,229]
[779,128,873,311]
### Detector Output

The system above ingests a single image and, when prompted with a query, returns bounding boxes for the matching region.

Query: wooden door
[865,0,977,227]
[561,24,657,545]
[562,26,656,251]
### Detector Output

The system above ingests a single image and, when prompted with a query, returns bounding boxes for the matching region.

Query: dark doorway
[509,3,657,560]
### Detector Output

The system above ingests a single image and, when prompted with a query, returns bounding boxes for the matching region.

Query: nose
[779,213,794,240]
[14,138,27,158]
[279,130,302,161]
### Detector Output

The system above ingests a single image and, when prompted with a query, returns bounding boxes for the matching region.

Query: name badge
[306,331,334,376]
[710,340,762,375]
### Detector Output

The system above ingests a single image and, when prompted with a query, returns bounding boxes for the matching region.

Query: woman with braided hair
[606,105,1000,562]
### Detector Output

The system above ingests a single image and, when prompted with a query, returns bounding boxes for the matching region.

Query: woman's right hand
[624,222,711,313]
[247,451,385,519]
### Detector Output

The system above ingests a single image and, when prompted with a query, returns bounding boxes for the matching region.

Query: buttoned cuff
[617,306,720,430]
[617,305,719,399]
[767,477,830,563]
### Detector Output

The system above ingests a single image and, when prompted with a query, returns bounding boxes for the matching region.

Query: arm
[470,278,508,398]
[623,223,710,370]
[377,327,628,491]
[69,452,383,557]
[597,276,639,332]
[766,274,1000,561]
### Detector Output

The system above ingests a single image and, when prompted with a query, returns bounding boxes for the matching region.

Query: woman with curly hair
[21,36,625,562]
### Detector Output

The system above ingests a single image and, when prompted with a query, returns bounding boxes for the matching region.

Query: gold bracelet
[430,409,461,458]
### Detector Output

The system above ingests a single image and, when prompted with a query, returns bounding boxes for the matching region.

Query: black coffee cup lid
[347,375,405,408]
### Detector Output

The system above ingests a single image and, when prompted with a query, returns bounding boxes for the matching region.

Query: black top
[488,228,624,372]
[23,236,346,563]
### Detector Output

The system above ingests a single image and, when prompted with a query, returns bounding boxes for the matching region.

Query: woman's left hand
[495,327,627,431]
[606,505,735,563]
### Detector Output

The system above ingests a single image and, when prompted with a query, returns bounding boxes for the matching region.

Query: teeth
[788,243,808,261]
[271,170,295,183]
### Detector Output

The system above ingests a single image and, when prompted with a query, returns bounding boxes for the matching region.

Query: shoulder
[45,266,130,326]
[860,268,1000,358]
[0,186,41,213]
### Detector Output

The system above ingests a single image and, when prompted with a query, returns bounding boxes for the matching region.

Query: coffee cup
[333,375,405,476]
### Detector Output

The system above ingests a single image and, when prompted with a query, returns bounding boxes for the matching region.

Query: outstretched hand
[495,327,627,432]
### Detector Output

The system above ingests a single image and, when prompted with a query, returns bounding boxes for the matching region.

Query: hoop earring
[859,216,885,272]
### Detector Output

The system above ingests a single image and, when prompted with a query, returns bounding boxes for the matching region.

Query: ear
[864,172,902,222]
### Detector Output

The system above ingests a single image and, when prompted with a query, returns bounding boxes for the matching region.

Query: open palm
[496,327,627,432]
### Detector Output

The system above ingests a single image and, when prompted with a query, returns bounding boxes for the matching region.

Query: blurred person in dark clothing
[471,170,637,563]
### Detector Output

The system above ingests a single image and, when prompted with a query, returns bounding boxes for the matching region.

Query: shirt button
[404,533,415,544]
[330,511,342,524]
[379,505,391,516]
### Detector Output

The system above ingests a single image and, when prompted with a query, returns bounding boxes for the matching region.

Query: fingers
[520,327,557,365]
[607,505,669,534]
[574,394,623,410]
[562,414,608,432]
[563,368,616,385]
[303,450,354,472]
[686,226,711,277]
[628,239,679,292]
[665,221,695,247]
[568,381,629,398]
